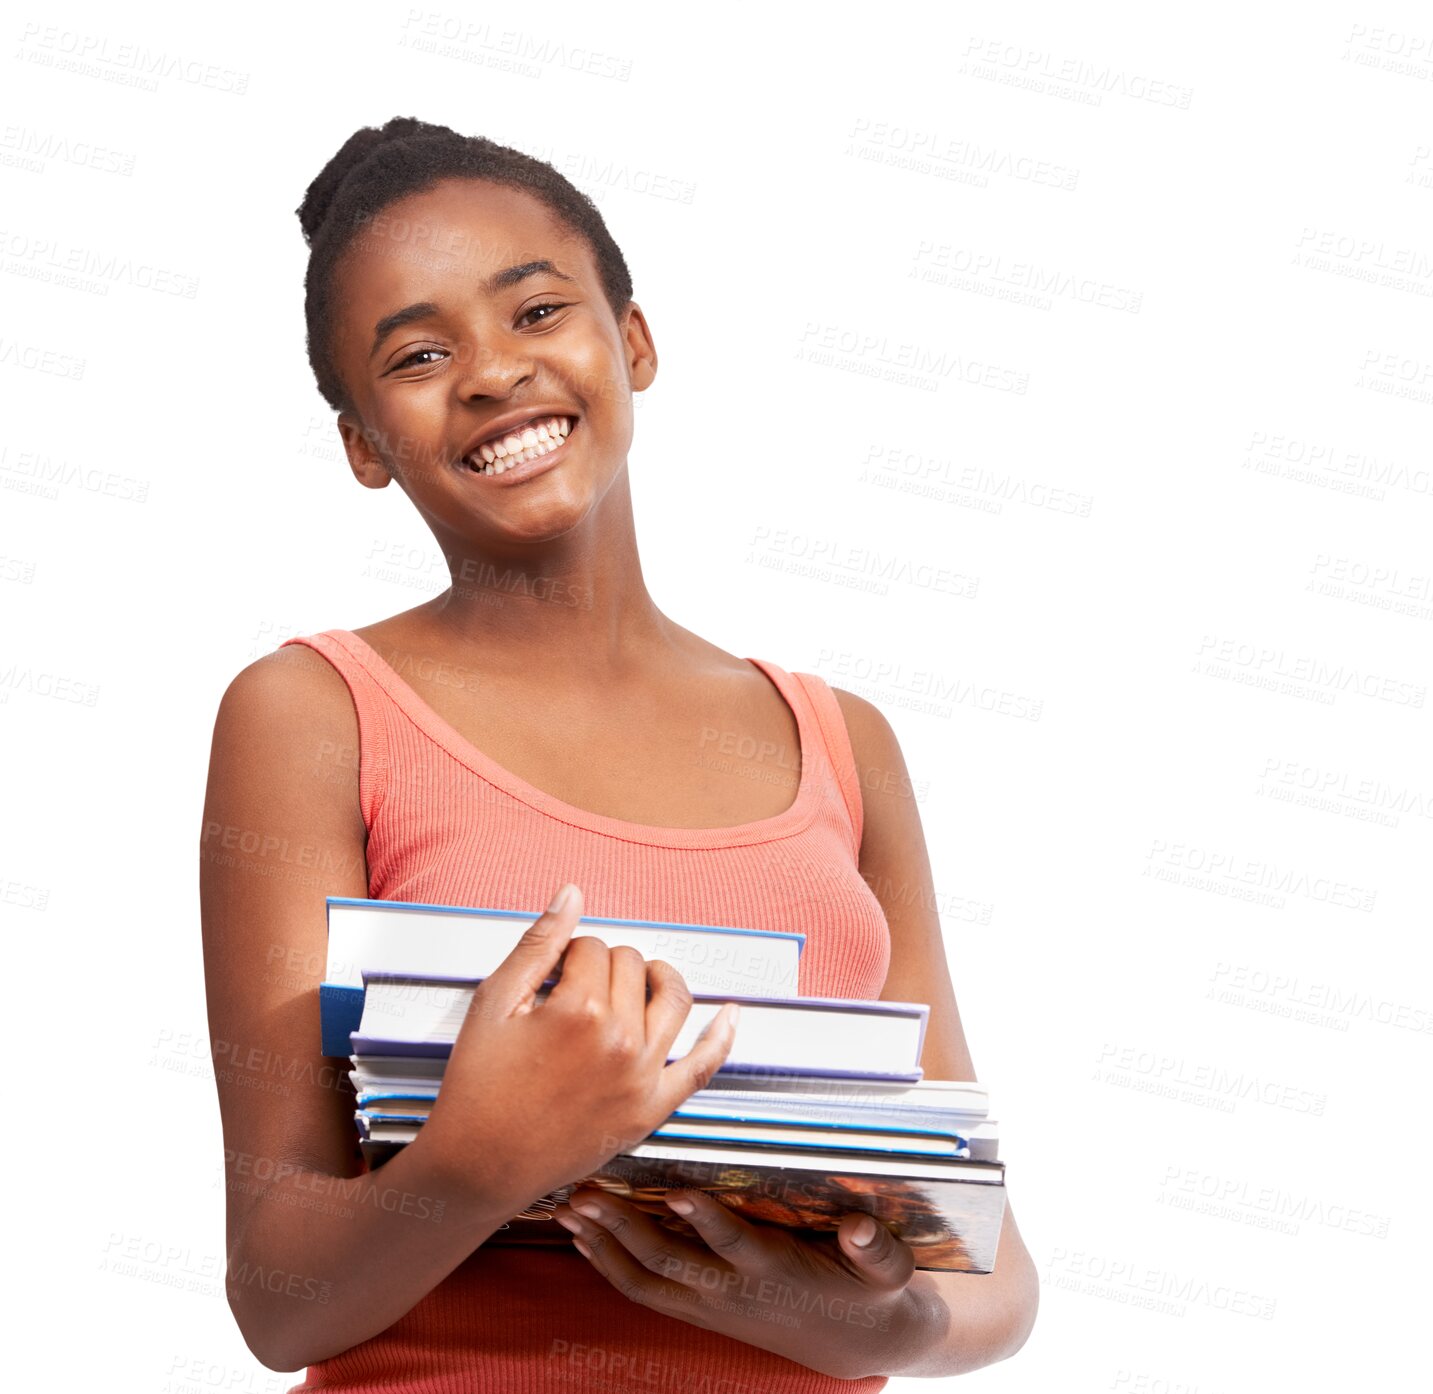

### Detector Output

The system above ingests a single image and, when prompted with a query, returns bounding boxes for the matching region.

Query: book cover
[360,1143,1005,1273]
[319,897,806,1056]
[352,972,929,1080]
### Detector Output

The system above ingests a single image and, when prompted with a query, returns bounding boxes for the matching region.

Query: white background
[4,1,1429,1389]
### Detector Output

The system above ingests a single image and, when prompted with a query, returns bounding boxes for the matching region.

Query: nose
[453,335,536,400]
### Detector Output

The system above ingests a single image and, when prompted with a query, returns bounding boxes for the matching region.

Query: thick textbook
[361,1135,1006,1273]
[318,896,805,1057]
[352,972,930,1081]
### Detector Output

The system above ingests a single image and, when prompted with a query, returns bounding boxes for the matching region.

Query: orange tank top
[278,628,893,1394]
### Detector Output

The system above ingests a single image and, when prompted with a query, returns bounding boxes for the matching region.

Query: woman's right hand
[415,882,739,1212]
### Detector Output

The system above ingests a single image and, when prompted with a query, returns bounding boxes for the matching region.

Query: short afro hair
[295,116,635,414]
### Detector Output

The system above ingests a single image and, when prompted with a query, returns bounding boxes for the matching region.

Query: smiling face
[327,176,656,550]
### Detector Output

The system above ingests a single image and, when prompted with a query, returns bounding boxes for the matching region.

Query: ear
[622,302,658,392]
[337,412,393,489]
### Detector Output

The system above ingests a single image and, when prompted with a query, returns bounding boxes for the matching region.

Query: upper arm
[833,687,1039,1346]
[831,687,975,1081]
[199,645,373,1254]
[836,690,1037,1352]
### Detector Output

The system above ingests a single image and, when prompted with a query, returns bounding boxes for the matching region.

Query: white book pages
[327,899,802,997]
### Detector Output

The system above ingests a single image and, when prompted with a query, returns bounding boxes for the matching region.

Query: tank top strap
[786,668,865,857]
[278,630,391,829]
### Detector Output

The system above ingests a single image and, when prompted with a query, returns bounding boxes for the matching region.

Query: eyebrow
[368,260,578,359]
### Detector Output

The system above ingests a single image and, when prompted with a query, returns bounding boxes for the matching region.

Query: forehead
[334,177,594,310]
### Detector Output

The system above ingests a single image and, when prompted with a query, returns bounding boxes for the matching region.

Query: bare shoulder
[828,686,906,775]
[205,643,367,849]
[216,641,349,716]
[211,643,357,754]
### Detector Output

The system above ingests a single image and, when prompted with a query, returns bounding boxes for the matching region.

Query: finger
[543,933,612,1012]
[561,1212,713,1327]
[470,882,582,1015]
[654,1001,740,1114]
[643,958,694,1051]
[608,945,649,1032]
[645,958,737,1063]
[658,1187,777,1274]
[555,1189,713,1285]
[835,1212,917,1292]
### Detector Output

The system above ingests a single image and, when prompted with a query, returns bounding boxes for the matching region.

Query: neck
[423,478,675,675]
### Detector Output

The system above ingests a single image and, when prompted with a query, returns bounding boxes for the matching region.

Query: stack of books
[320,895,1006,1272]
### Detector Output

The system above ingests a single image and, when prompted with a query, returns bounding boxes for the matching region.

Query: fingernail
[547,883,574,914]
[573,1238,593,1259]
[852,1215,878,1247]
[666,1195,694,1215]
[571,1201,602,1220]
[553,1213,583,1233]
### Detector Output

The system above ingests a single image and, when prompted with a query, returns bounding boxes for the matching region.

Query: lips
[458,411,578,468]
[460,416,577,481]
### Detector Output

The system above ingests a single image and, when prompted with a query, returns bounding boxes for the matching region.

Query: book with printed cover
[359,1134,1006,1273]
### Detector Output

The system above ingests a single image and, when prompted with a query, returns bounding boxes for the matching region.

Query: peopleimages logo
[1258,756,1433,823]
[1194,634,1426,708]
[1044,1248,1276,1320]
[1210,962,1433,1034]
[1095,1043,1327,1116]
[958,37,1194,109]
[1144,839,1376,912]
[1158,1165,1391,1239]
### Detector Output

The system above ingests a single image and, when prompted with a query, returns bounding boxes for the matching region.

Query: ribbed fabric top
[279,628,893,1394]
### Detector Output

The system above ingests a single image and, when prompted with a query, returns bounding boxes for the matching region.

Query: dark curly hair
[295,117,635,415]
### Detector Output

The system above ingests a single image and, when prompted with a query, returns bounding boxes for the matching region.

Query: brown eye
[392,348,447,370]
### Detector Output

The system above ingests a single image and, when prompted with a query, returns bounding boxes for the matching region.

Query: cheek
[564,336,635,427]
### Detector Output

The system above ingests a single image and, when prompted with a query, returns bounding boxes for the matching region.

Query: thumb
[475,882,583,1015]
[836,1212,916,1292]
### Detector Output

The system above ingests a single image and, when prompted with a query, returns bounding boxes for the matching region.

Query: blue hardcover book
[318,895,805,1057]
[350,972,929,1083]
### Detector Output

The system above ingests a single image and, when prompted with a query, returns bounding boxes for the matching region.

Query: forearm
[877,1252,1040,1379]
[862,1183,1041,1379]
[226,1139,530,1371]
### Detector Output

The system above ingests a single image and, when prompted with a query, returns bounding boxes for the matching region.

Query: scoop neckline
[326,628,821,848]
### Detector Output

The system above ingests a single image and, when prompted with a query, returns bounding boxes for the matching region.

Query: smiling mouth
[462,415,576,477]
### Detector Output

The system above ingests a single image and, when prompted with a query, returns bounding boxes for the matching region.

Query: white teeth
[465,416,574,476]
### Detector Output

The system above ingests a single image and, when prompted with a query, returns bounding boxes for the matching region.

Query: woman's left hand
[552,1186,943,1380]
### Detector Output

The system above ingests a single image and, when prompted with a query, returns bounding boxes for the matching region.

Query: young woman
[200,116,1038,1393]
